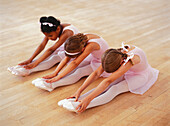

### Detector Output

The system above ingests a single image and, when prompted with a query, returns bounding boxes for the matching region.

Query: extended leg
[50,64,93,89]
[78,75,124,100]
[8,52,62,76]
[64,79,129,111]
[30,54,62,73]
[33,64,93,91]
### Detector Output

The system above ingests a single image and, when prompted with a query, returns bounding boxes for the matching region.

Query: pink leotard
[57,25,79,59]
[86,36,109,72]
[124,46,159,94]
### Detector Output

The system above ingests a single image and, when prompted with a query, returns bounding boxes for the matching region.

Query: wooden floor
[0,0,169,126]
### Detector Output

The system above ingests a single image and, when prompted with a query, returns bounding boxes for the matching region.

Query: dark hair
[101,49,128,73]
[40,16,60,33]
[64,33,88,58]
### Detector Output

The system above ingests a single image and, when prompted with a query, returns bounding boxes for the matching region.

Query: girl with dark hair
[59,42,159,113]
[32,33,109,92]
[8,16,79,76]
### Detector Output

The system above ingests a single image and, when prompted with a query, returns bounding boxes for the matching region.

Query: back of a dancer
[32,33,109,92]
[8,16,79,76]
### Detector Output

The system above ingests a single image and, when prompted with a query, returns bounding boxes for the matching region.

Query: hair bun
[40,16,47,23]
[40,16,60,26]
[47,16,60,26]
[40,16,60,33]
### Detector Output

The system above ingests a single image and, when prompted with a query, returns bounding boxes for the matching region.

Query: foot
[14,67,30,76]
[58,98,76,107]
[32,78,45,85]
[63,101,80,112]
[7,65,22,72]
[7,65,30,76]
[33,79,53,92]
[63,102,77,112]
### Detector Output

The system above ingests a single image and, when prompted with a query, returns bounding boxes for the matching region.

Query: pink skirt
[124,65,159,95]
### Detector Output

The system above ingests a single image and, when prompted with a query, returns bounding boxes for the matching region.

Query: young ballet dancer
[32,33,109,91]
[7,16,79,76]
[58,42,159,113]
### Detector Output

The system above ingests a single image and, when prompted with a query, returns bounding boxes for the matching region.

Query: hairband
[64,50,81,56]
[121,42,130,52]
[42,22,55,27]
[123,53,134,66]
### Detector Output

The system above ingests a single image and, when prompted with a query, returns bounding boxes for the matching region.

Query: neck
[58,25,63,37]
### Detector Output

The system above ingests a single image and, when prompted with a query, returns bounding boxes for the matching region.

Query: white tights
[32,60,93,91]
[61,76,129,112]
[8,53,62,76]
[52,64,93,89]
[30,54,62,73]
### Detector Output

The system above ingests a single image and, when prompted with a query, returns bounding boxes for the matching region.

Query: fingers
[42,76,47,79]
[67,95,78,101]
[66,96,75,99]
[77,104,85,113]
[75,96,79,102]
[43,75,53,79]
[45,79,51,83]
[42,76,51,79]
[24,65,32,69]
[23,66,29,69]
[18,62,27,65]
[18,63,24,65]
[76,102,82,110]
[42,74,56,79]
[45,78,57,83]
[24,66,30,69]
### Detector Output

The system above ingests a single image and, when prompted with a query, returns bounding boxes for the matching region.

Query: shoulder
[79,43,99,56]
[86,42,100,51]
[131,54,141,65]
[62,24,74,36]
[61,23,71,27]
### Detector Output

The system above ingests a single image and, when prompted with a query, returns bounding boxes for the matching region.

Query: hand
[18,59,32,66]
[23,62,38,69]
[67,91,81,102]
[45,77,59,83]
[76,97,91,113]
[43,72,57,79]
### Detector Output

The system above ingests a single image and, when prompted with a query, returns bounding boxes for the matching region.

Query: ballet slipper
[7,66,14,72]
[7,65,22,72]
[34,80,53,92]
[14,67,30,76]
[58,98,76,107]
[32,78,45,85]
[8,65,30,76]
[44,81,53,88]
[8,67,18,75]
[62,101,78,112]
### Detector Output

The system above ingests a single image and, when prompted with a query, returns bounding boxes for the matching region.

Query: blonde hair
[101,49,128,73]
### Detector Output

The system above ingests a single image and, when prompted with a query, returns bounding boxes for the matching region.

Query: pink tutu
[124,46,159,94]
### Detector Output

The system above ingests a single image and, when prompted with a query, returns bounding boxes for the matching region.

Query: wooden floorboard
[0,0,169,126]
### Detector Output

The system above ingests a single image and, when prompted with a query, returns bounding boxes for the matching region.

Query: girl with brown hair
[8,16,79,76]
[32,33,109,91]
[59,42,159,113]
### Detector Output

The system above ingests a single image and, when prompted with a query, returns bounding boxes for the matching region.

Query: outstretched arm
[45,42,100,83]
[24,30,73,69]
[76,61,134,113]
[43,56,71,79]
[18,36,49,65]
[68,65,104,101]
